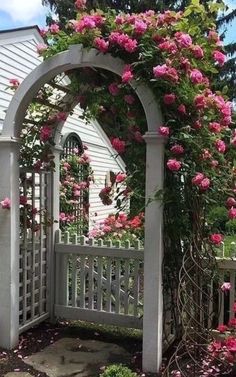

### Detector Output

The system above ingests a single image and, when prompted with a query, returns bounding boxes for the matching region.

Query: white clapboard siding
[0,26,126,228]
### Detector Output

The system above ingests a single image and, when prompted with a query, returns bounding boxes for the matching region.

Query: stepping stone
[24,338,131,377]
[4,372,34,377]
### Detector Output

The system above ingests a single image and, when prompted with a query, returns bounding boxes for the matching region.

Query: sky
[0,0,235,44]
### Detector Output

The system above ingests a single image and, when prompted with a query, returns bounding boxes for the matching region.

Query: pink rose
[210,233,223,245]
[49,23,60,34]
[40,126,52,143]
[20,196,27,205]
[178,104,186,114]
[229,207,236,219]
[192,173,204,185]
[212,50,226,67]
[111,137,126,154]
[153,64,178,82]
[75,0,87,9]
[122,65,134,83]
[226,197,236,207]
[94,37,109,53]
[134,20,147,35]
[199,178,210,191]
[108,83,120,96]
[175,32,192,48]
[221,282,231,292]
[164,93,176,105]
[0,197,11,209]
[208,122,221,133]
[217,324,228,333]
[215,139,226,153]
[194,95,206,109]
[190,69,204,84]
[124,95,135,105]
[193,120,202,130]
[123,38,138,53]
[116,172,127,183]
[9,78,20,87]
[158,126,169,137]
[36,43,48,55]
[211,160,219,168]
[191,45,204,59]
[170,144,184,155]
[167,159,182,172]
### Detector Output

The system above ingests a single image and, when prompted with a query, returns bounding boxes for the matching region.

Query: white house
[0,26,126,229]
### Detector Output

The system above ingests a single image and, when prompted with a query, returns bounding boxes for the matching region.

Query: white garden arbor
[0,45,165,373]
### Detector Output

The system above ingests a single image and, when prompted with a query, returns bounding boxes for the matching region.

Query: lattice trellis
[19,170,51,332]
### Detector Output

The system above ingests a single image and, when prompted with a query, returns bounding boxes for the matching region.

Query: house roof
[0,25,41,34]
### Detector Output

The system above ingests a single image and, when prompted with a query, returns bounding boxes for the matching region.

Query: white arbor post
[143,131,165,373]
[0,138,20,349]
[48,145,62,320]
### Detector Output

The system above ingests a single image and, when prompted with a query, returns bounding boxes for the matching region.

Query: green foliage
[207,206,228,232]
[100,364,137,377]
[225,219,236,235]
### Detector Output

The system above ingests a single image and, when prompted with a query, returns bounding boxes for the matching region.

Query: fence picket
[88,256,94,309]
[80,256,86,308]
[124,259,130,315]
[71,234,78,307]
[97,257,103,311]
[115,259,121,314]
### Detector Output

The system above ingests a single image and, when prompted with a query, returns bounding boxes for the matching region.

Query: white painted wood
[55,305,143,329]
[0,139,20,348]
[142,132,165,373]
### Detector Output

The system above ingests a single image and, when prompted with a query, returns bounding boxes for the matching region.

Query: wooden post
[47,145,62,320]
[142,132,165,373]
[0,138,20,349]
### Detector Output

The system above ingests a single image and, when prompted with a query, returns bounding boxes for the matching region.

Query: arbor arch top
[2,44,163,139]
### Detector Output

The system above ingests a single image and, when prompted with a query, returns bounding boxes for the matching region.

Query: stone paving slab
[23,338,130,377]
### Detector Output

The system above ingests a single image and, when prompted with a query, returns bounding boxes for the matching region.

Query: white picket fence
[54,230,144,328]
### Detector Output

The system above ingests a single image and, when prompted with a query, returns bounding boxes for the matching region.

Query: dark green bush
[100,364,137,377]
[225,220,236,234]
[207,206,228,232]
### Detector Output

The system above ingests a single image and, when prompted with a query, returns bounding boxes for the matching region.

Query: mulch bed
[0,321,160,377]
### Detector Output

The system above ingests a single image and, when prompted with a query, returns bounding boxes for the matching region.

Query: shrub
[207,207,228,232]
[225,220,236,235]
[100,364,137,377]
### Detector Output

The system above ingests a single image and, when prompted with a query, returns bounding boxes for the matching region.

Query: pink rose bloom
[212,50,226,67]
[73,190,81,197]
[40,126,52,143]
[164,93,176,105]
[111,137,126,154]
[36,43,48,55]
[108,83,120,96]
[167,159,182,172]
[134,20,147,35]
[83,16,96,29]
[175,32,192,48]
[208,122,221,133]
[229,207,236,219]
[199,177,210,191]
[170,144,184,155]
[20,196,27,205]
[211,159,219,168]
[178,104,186,114]
[0,197,11,209]
[190,69,204,84]
[122,65,134,83]
[134,131,144,143]
[191,45,204,59]
[192,173,204,185]
[208,30,220,43]
[59,212,67,221]
[210,233,223,245]
[193,120,202,129]
[9,78,20,87]
[158,126,169,137]
[116,172,127,183]
[226,197,236,208]
[94,37,109,53]
[226,337,236,352]
[217,324,228,333]
[221,282,231,292]
[75,0,87,9]
[194,94,206,109]
[124,38,138,53]
[202,149,212,160]
[153,64,167,78]
[215,139,226,153]
[124,95,135,105]
[49,23,60,34]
